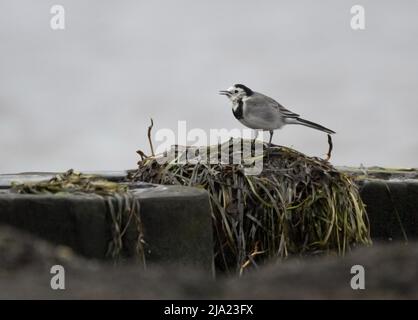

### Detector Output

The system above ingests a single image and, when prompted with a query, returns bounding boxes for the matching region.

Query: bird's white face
[219,84,249,102]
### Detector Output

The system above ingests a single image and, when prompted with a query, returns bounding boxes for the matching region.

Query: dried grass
[129,138,371,274]
[12,169,146,265]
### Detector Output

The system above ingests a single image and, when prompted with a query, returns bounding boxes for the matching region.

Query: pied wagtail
[219,84,335,145]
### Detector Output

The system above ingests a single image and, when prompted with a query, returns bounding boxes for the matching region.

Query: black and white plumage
[219,84,335,145]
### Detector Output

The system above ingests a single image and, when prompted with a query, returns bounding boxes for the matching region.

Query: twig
[136,149,148,161]
[325,134,333,161]
[148,118,155,156]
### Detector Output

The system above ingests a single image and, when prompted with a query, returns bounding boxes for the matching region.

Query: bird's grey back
[248,92,299,118]
[239,92,300,129]
[239,92,284,129]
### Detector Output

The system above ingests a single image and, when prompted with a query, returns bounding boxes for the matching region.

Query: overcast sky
[0,0,417,173]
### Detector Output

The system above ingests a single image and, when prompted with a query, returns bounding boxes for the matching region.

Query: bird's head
[219,84,253,102]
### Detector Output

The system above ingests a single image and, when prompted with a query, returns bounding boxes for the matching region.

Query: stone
[358,180,418,241]
[0,175,213,273]
[1,225,418,299]
[1,168,418,275]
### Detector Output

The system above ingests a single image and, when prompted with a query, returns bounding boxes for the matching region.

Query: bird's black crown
[234,84,253,96]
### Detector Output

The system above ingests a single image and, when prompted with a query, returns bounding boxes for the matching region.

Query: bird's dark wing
[277,103,300,118]
[255,92,300,118]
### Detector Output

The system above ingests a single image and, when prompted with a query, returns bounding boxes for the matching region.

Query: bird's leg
[269,130,274,147]
[255,130,261,144]
[251,130,259,155]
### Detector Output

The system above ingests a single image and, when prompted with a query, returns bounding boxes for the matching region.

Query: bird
[219,84,335,145]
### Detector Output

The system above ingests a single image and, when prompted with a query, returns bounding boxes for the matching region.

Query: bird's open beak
[219,90,230,96]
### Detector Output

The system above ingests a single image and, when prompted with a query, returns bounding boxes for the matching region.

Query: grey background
[0,0,417,173]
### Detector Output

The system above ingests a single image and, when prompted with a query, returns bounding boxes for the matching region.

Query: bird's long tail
[286,117,335,134]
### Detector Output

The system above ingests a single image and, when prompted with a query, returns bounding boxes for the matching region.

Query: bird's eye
[234,90,238,93]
